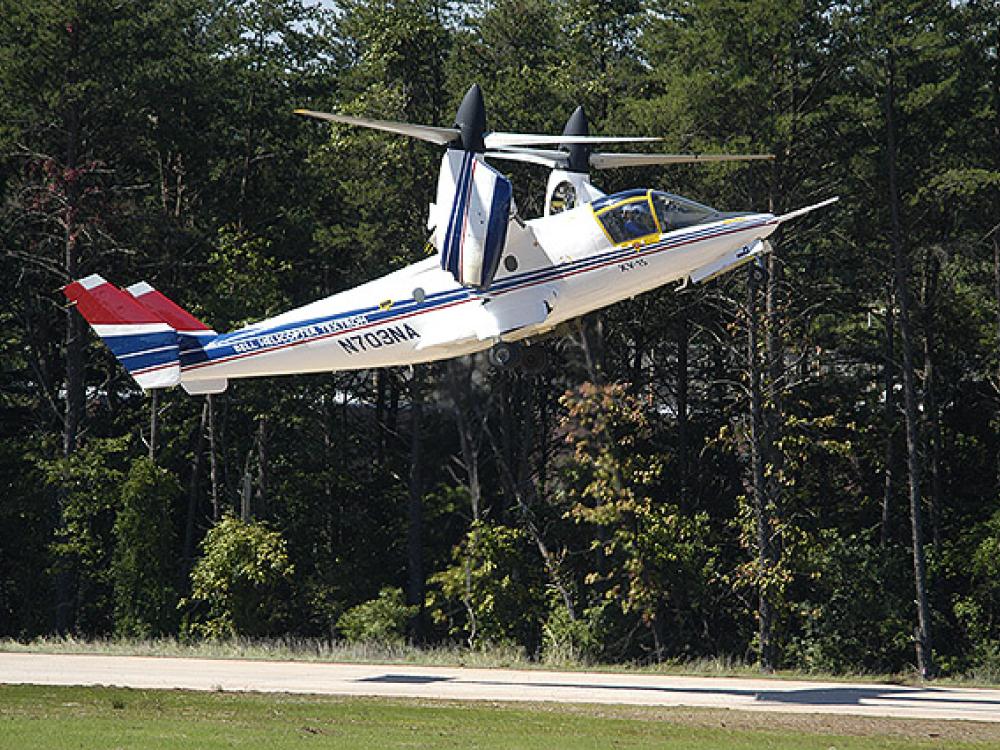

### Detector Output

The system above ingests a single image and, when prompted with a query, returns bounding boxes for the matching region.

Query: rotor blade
[484,148,568,168]
[590,152,775,169]
[494,146,567,158]
[485,132,659,148]
[294,109,461,145]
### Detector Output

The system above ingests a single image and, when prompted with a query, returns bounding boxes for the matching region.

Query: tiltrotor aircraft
[64,85,836,394]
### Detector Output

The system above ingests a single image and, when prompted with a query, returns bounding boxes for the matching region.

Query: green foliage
[786,532,912,674]
[951,508,1000,678]
[553,383,718,658]
[428,522,545,649]
[183,516,294,639]
[541,596,611,665]
[336,587,417,644]
[0,438,51,637]
[206,226,293,327]
[46,437,131,635]
[111,458,181,638]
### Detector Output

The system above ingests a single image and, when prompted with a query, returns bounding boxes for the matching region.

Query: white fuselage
[178,206,777,385]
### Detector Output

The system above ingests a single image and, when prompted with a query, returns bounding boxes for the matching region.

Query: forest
[1,0,998,680]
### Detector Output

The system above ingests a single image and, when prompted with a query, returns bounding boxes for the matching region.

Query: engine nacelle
[430,151,512,290]
[544,169,606,216]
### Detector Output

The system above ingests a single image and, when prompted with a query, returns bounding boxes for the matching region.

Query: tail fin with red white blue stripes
[63,275,216,391]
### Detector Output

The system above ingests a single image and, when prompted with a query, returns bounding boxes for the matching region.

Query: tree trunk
[881,283,896,547]
[375,368,387,467]
[676,318,690,508]
[183,400,208,570]
[922,257,942,548]
[748,266,776,673]
[447,359,482,523]
[993,232,1000,501]
[886,51,935,679]
[148,389,159,462]
[407,367,426,640]
[208,395,220,521]
[991,16,1000,501]
[537,372,549,498]
[56,20,84,634]
[577,315,606,384]
[995,235,1000,391]
[255,415,269,518]
[765,244,785,568]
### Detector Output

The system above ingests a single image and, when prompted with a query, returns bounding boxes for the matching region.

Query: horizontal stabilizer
[182,378,228,395]
[64,275,180,389]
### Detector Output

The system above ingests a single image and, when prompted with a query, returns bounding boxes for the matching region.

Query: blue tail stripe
[116,347,178,374]
[103,331,177,358]
[119,345,176,362]
[178,332,217,355]
[100,331,178,374]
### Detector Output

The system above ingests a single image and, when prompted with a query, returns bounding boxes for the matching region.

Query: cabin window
[651,192,717,231]
[594,197,659,245]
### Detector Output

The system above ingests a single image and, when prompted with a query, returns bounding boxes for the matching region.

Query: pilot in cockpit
[622,202,656,238]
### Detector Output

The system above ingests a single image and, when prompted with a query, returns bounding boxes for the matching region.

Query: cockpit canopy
[592,189,719,245]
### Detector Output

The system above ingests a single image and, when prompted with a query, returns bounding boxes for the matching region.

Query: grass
[2,635,997,688]
[1,685,998,750]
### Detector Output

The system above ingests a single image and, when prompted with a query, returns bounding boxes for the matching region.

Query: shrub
[337,587,416,644]
[182,516,294,639]
[112,458,180,637]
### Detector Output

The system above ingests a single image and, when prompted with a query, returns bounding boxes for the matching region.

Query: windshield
[592,190,720,245]
[651,192,718,231]
[593,195,659,245]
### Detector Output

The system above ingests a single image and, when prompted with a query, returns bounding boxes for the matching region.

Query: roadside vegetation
[3,636,999,690]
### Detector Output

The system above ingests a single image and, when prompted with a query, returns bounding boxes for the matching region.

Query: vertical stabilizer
[124,281,227,395]
[63,275,180,389]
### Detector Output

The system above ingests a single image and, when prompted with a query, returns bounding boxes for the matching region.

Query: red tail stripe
[131,288,211,332]
[64,279,161,325]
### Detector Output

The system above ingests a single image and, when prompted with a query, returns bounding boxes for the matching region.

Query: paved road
[2,652,1000,723]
